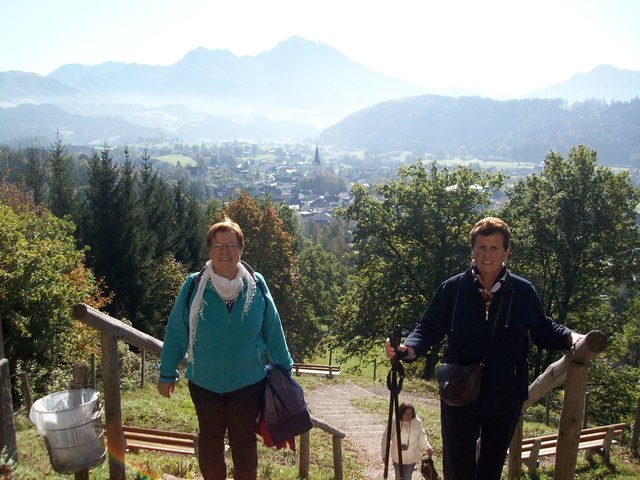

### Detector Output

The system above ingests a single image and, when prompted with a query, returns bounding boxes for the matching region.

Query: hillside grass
[152,154,197,167]
[8,360,640,479]
[9,377,365,480]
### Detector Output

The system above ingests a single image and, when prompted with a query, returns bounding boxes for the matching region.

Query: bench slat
[518,423,625,465]
[292,363,341,376]
[112,426,198,455]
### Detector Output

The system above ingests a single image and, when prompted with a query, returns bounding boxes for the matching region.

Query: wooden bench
[519,423,625,476]
[122,425,198,455]
[292,363,340,378]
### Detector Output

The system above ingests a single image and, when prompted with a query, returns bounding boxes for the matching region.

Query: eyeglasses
[211,242,240,251]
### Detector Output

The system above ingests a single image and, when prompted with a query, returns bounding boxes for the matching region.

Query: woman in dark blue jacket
[386,217,583,480]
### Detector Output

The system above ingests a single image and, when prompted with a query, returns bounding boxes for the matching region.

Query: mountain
[1,37,639,150]
[526,65,640,103]
[0,71,84,106]
[0,37,428,144]
[0,103,169,146]
[318,95,640,167]
[43,36,427,127]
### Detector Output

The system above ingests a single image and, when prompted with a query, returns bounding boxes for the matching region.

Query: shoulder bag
[436,295,503,407]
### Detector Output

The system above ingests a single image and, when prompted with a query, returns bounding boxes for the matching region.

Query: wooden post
[545,393,551,424]
[72,364,88,389]
[0,359,17,463]
[631,396,640,457]
[507,415,523,479]
[0,315,5,359]
[583,392,589,428]
[299,431,310,479]
[373,358,377,382]
[554,360,588,479]
[20,372,33,412]
[140,349,145,388]
[72,365,89,480]
[102,333,126,480]
[332,436,343,480]
[90,353,96,390]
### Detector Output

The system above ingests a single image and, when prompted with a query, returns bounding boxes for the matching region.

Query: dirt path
[304,381,437,480]
[162,380,436,480]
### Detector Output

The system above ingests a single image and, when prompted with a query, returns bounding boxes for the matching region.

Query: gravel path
[304,381,437,480]
[162,380,437,480]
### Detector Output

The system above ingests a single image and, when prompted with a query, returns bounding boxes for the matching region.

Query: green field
[152,154,197,167]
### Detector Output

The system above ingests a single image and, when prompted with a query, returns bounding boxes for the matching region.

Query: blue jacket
[159,270,293,393]
[404,267,572,414]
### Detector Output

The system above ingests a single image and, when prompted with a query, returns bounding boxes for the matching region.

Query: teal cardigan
[159,271,293,393]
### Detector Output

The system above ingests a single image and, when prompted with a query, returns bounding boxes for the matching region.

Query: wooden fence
[72,303,346,480]
[507,330,608,480]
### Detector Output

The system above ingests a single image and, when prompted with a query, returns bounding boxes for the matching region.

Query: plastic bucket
[29,389,106,474]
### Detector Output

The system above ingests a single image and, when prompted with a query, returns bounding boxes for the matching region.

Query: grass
[152,154,197,167]
[7,362,640,479]
[346,374,640,480]
[9,378,364,479]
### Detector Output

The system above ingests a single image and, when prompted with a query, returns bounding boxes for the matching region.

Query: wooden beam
[524,330,607,409]
[102,333,126,480]
[73,304,186,367]
[299,430,310,479]
[72,365,89,480]
[0,359,17,463]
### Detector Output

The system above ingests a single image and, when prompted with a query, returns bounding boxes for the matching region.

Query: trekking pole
[383,324,407,480]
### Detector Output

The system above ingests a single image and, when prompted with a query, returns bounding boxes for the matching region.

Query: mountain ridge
[1,37,639,154]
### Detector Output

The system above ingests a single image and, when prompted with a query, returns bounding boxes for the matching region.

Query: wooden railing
[507,330,608,480]
[72,303,346,480]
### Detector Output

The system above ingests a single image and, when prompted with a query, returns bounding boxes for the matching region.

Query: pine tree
[78,146,120,315]
[47,131,76,217]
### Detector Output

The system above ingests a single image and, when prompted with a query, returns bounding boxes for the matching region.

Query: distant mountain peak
[526,64,640,102]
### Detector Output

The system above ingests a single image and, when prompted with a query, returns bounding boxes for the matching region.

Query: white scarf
[187,260,257,367]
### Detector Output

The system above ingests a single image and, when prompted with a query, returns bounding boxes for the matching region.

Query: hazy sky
[1,0,639,97]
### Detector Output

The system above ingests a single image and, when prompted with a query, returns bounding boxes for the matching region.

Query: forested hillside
[319,96,640,167]
[1,140,639,432]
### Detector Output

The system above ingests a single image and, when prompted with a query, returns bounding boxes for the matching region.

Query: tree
[109,147,152,328]
[138,149,177,259]
[333,161,504,375]
[297,239,348,326]
[47,131,76,218]
[0,181,105,398]
[172,181,206,271]
[25,146,48,206]
[502,145,640,375]
[77,146,121,316]
[146,253,188,339]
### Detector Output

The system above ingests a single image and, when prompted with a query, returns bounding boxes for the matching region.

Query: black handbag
[437,296,503,407]
[436,362,482,407]
[420,457,440,480]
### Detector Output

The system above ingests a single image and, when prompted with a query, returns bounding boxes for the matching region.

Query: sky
[1,0,639,98]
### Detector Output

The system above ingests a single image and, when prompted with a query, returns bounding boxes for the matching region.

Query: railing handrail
[508,329,608,480]
[73,302,346,479]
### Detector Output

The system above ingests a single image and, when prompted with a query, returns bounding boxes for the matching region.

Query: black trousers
[441,400,522,480]
[189,379,266,480]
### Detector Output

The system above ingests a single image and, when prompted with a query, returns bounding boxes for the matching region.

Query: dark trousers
[189,379,266,480]
[441,401,522,480]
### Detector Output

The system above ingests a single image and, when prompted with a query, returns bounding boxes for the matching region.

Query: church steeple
[313,144,321,167]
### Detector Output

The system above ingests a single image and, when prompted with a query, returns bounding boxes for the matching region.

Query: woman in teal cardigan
[158,218,293,480]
